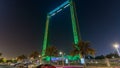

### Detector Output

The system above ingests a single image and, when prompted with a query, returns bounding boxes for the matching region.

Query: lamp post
[39,55,42,64]
[113,43,120,56]
[59,51,64,66]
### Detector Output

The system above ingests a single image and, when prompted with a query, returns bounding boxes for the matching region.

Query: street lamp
[38,55,42,64]
[59,51,63,55]
[113,43,120,56]
[59,51,64,66]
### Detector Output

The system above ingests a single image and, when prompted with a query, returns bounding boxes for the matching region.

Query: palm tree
[17,55,27,61]
[71,41,95,67]
[29,51,40,59]
[0,53,2,57]
[73,41,95,57]
[45,45,58,62]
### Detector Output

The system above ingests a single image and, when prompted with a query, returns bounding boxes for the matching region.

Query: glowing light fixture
[113,43,120,56]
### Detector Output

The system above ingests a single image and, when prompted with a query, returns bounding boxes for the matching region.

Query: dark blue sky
[0,0,120,59]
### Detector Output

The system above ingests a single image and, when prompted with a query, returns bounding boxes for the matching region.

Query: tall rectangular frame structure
[42,0,80,56]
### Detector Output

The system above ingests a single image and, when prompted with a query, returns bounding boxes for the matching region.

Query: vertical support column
[69,0,79,44]
[69,0,82,61]
[42,15,50,56]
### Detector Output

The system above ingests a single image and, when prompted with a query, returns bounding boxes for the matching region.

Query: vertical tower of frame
[42,15,50,56]
[69,0,79,44]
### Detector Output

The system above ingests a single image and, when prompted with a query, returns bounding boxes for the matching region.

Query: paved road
[0,65,14,68]
[56,66,120,68]
[56,66,83,68]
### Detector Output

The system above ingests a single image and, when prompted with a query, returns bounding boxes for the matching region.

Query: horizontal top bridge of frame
[48,0,70,17]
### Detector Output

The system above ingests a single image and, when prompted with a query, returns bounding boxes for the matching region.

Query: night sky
[0,0,120,59]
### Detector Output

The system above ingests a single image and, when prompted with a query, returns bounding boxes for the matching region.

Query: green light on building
[42,0,80,57]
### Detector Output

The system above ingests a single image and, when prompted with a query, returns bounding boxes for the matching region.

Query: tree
[71,41,95,67]
[106,53,119,58]
[72,41,95,57]
[17,55,27,61]
[45,46,58,62]
[29,51,40,59]
[95,55,105,59]
[0,53,2,57]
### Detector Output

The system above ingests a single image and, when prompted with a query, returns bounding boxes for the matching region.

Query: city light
[57,9,62,13]
[59,51,63,55]
[114,43,119,49]
[113,43,120,56]
[64,4,70,8]
[59,51,64,66]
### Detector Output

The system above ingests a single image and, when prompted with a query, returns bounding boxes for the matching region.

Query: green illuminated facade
[42,15,50,56]
[69,0,79,44]
[42,0,80,56]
